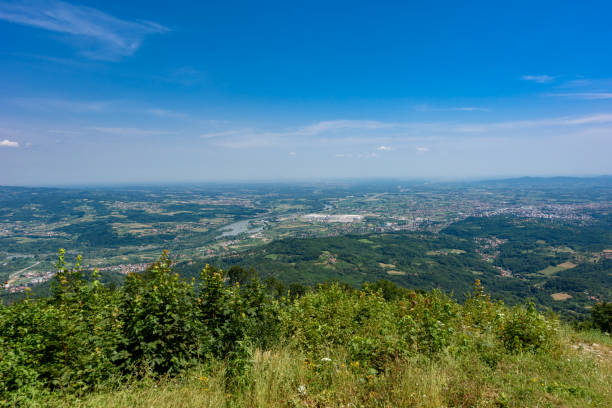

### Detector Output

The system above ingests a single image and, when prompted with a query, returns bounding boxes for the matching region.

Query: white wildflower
[297,384,307,396]
[321,357,332,362]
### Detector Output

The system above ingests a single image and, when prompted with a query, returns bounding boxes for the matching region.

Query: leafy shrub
[0,250,125,398]
[121,250,201,375]
[0,305,46,401]
[362,279,409,301]
[499,303,557,353]
[396,289,459,355]
[280,283,395,358]
[348,334,402,371]
[461,280,507,366]
[591,302,612,333]
[462,280,505,333]
[280,283,459,368]
[198,264,279,356]
[52,252,126,390]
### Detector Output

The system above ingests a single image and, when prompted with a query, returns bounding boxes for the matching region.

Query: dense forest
[176,216,612,320]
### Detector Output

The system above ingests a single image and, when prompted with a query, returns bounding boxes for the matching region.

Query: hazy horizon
[2,1,612,185]
[2,174,612,189]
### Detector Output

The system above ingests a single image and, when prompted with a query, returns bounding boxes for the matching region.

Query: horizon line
[2,174,611,189]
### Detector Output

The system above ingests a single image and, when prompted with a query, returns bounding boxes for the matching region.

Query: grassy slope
[48,329,611,408]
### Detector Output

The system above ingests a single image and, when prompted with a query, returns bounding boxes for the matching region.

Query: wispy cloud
[146,108,190,119]
[0,0,169,60]
[548,92,612,100]
[200,129,254,139]
[150,67,206,85]
[358,152,379,158]
[216,137,277,149]
[0,139,19,147]
[10,52,96,67]
[12,98,204,121]
[522,74,556,83]
[449,107,489,112]
[415,104,489,112]
[14,97,111,112]
[298,120,397,134]
[558,114,612,125]
[89,127,174,136]
[557,77,612,89]
[453,113,612,132]
[335,152,379,159]
[198,112,612,151]
[201,121,400,148]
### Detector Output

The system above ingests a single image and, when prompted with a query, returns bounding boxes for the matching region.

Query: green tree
[592,302,612,333]
[121,250,200,375]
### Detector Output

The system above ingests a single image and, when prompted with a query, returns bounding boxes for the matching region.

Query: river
[218,219,263,238]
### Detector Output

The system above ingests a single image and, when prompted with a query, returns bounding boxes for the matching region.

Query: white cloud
[214,136,277,149]
[522,75,556,83]
[0,0,169,60]
[416,146,430,153]
[200,112,612,150]
[11,52,94,67]
[357,152,378,158]
[453,113,612,132]
[297,120,397,135]
[557,78,612,89]
[150,67,207,85]
[558,114,612,125]
[15,97,110,112]
[89,127,174,136]
[200,129,253,139]
[449,107,489,112]
[416,104,489,112]
[288,151,296,156]
[334,152,379,159]
[202,120,402,149]
[0,139,19,147]
[147,108,190,119]
[548,93,612,100]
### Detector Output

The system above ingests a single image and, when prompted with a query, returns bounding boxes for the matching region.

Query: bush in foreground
[1,251,608,407]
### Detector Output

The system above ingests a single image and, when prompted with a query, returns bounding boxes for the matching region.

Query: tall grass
[45,329,611,408]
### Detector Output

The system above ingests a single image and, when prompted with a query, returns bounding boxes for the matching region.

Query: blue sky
[1,0,612,185]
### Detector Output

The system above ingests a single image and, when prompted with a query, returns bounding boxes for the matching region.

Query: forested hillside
[6,213,612,321]
[178,215,612,320]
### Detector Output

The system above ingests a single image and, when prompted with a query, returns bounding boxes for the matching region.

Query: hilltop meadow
[1,250,611,407]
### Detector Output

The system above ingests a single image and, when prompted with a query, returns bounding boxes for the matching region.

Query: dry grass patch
[551,292,573,301]
[378,262,395,269]
[559,261,577,269]
[539,261,577,276]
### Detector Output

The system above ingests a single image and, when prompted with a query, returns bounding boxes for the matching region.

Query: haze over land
[1,0,612,185]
